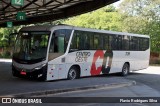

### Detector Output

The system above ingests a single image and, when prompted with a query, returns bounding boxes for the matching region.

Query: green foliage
[64,5,122,31]
[0,50,11,58]
[121,16,148,34]
[0,1,159,59]
[63,2,160,53]
[0,27,19,58]
[119,0,160,53]
[0,27,19,47]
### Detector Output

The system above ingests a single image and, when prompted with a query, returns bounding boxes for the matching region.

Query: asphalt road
[41,66,160,106]
[0,59,160,106]
[0,60,133,96]
[126,66,160,92]
[39,66,160,98]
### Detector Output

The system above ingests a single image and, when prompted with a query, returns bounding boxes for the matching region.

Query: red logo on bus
[90,50,113,75]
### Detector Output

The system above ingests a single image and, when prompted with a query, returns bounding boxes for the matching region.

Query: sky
[113,0,123,8]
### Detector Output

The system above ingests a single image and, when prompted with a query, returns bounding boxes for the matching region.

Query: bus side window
[140,38,149,51]
[49,33,54,53]
[133,37,139,50]
[122,35,129,50]
[53,37,64,53]
[49,29,65,53]
[70,32,77,50]
[94,34,100,49]
[139,38,143,51]
[143,38,149,50]
[109,35,113,50]
[64,29,72,51]
[99,34,103,50]
[84,33,90,50]
[58,37,64,53]
[103,35,109,50]
[110,35,117,50]
[117,35,122,50]
[95,33,103,50]
[79,31,85,50]
[130,36,134,50]
[88,32,94,50]
[70,30,81,51]
[54,37,58,52]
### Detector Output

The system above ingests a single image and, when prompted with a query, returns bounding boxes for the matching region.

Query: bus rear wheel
[68,66,79,80]
[121,63,129,76]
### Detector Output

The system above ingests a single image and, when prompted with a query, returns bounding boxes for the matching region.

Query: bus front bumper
[12,64,47,80]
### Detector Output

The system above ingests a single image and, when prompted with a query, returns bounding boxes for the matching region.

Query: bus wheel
[121,63,129,76]
[12,70,18,77]
[12,66,19,77]
[68,66,79,80]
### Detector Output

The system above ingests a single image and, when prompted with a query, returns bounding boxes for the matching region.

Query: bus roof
[19,25,73,32]
[19,25,149,38]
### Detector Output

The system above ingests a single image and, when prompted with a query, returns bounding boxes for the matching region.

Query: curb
[0,59,12,62]
[5,81,136,97]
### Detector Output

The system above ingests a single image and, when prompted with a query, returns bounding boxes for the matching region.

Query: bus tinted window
[65,29,72,41]
[139,38,143,51]
[133,37,139,50]
[99,34,104,49]
[88,32,94,49]
[144,38,149,50]
[78,31,85,50]
[122,35,130,50]
[70,30,149,51]
[70,31,77,50]
[94,34,100,49]
[84,33,91,50]
[110,35,117,50]
[130,36,136,50]
[103,35,109,50]
[70,30,84,50]
[117,35,122,50]
[140,38,149,51]
[49,29,71,53]
[109,35,113,50]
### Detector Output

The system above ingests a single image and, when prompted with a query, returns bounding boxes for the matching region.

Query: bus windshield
[13,31,50,62]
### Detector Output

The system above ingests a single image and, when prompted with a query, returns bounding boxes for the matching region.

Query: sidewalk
[0,58,12,62]
[0,69,135,97]
[8,79,135,97]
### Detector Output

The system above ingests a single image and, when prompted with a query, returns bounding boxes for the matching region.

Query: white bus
[12,25,150,81]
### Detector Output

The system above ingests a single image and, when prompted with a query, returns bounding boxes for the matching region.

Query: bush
[0,53,2,58]
[150,57,160,65]
[0,51,11,58]
[157,60,160,64]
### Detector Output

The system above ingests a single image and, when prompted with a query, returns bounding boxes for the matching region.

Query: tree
[0,27,19,47]
[64,5,123,31]
[119,0,160,52]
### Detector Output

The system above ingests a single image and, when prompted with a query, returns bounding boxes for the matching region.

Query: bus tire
[12,70,18,77]
[12,65,19,77]
[68,66,79,80]
[121,63,129,76]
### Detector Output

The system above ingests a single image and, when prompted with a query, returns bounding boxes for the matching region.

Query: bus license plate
[20,71,26,75]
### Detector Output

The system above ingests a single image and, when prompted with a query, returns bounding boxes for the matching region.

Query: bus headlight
[35,64,46,70]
